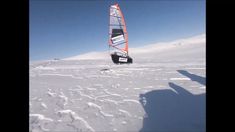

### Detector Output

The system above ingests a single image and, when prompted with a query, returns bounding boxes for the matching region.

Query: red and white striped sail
[109,3,128,55]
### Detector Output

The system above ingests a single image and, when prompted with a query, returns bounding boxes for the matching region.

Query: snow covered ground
[30,34,206,132]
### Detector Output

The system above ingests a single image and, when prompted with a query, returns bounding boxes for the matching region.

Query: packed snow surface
[30,34,205,132]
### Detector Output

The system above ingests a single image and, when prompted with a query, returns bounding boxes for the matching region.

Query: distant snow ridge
[130,34,205,56]
[63,33,205,60]
[64,51,109,60]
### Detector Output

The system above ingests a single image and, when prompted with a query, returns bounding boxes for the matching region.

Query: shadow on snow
[139,70,205,132]
[177,70,206,86]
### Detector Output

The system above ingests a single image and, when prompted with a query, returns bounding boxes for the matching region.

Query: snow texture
[30,34,205,132]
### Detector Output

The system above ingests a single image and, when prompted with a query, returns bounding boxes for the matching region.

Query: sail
[109,3,128,55]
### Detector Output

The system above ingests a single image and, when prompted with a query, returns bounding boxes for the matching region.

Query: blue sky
[30,0,205,61]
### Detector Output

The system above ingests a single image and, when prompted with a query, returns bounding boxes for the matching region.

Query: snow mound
[64,51,110,60]
[62,33,205,61]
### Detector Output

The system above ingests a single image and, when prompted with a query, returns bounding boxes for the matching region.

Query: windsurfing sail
[108,3,132,64]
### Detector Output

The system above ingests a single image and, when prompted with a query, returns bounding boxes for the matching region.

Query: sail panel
[109,4,128,54]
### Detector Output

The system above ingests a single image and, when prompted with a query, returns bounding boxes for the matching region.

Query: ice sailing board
[109,3,133,64]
